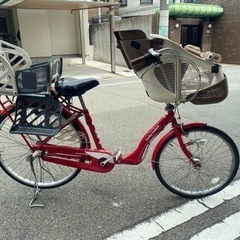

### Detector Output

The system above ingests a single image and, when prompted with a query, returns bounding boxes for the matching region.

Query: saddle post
[77,95,104,149]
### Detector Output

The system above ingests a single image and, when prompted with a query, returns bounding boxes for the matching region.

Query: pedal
[99,148,124,167]
[115,148,124,163]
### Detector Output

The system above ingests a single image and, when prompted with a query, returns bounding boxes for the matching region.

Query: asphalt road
[1,63,240,240]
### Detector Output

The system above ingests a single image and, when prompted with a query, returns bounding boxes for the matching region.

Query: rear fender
[151,123,206,169]
[0,102,15,117]
[61,108,91,147]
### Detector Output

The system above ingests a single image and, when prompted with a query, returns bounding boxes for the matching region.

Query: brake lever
[147,48,162,64]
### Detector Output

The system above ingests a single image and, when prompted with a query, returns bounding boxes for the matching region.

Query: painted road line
[106,179,240,240]
[99,81,140,87]
[190,211,240,240]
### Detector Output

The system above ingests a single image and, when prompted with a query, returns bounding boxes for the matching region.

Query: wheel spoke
[0,108,87,189]
[155,126,239,198]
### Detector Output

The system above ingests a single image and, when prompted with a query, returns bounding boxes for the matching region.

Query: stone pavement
[61,57,236,81]
[62,57,136,79]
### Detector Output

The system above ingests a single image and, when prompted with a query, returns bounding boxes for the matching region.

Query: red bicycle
[0,30,239,207]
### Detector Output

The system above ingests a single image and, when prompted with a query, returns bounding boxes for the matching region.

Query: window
[140,0,153,4]
[0,17,8,34]
[183,0,201,2]
[120,0,127,6]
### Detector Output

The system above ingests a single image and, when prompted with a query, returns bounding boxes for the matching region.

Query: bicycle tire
[154,125,239,198]
[0,105,89,189]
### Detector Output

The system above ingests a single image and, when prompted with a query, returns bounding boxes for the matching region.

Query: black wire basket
[10,95,62,136]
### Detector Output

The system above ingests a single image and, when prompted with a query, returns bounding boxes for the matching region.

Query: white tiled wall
[17,9,78,57]
[48,10,77,55]
[17,9,52,57]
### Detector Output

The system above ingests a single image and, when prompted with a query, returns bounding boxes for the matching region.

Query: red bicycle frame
[34,96,206,173]
[0,95,206,174]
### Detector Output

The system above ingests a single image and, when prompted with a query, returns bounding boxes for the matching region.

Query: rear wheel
[154,126,239,198]
[0,106,89,189]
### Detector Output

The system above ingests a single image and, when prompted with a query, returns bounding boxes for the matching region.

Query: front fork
[174,125,203,168]
[151,122,206,170]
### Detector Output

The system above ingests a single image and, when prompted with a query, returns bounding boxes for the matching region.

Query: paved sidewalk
[62,57,135,78]
[62,57,237,80]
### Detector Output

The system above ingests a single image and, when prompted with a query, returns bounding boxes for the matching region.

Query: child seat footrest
[10,95,62,136]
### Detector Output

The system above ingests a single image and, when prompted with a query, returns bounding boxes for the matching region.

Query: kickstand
[29,158,44,208]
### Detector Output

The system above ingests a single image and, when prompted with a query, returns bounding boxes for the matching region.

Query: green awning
[169,3,223,18]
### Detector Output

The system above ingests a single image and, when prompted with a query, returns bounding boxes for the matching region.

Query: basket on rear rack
[10,95,62,136]
[9,57,63,136]
[114,30,228,105]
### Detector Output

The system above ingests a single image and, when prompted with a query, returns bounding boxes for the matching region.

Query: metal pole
[159,0,169,38]
[109,6,116,73]
[98,0,101,23]
[79,10,86,65]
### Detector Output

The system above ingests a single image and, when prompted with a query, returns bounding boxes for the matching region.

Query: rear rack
[10,95,62,136]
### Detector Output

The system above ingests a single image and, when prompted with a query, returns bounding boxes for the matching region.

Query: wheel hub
[192,157,202,169]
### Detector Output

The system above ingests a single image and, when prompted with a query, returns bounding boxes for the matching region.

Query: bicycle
[0,30,239,207]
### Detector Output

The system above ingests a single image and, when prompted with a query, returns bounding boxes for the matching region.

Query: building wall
[118,0,160,17]
[17,9,79,58]
[201,0,240,64]
[169,18,213,52]
[89,0,240,64]
[17,9,52,57]
[88,0,160,23]
[3,1,239,64]
[48,10,78,56]
[90,15,153,66]
[88,6,109,23]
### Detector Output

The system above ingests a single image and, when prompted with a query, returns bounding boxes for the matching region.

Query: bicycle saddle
[55,77,99,99]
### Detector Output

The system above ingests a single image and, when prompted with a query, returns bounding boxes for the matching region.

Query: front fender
[151,123,206,169]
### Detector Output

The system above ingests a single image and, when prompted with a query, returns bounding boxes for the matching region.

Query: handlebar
[184,45,202,57]
[130,55,145,65]
[184,44,222,63]
[130,45,222,66]
[130,48,160,65]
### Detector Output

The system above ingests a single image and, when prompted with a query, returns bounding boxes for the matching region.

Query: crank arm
[100,148,124,167]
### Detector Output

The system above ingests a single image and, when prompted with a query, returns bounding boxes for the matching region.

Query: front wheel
[154,125,239,198]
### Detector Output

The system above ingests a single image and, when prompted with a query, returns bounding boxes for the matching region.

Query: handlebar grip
[130,55,145,65]
[184,45,202,57]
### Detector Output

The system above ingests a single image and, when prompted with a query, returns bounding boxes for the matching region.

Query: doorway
[0,9,16,44]
[181,25,202,48]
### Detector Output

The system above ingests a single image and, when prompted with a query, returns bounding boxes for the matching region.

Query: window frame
[140,0,153,4]
[120,0,127,6]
